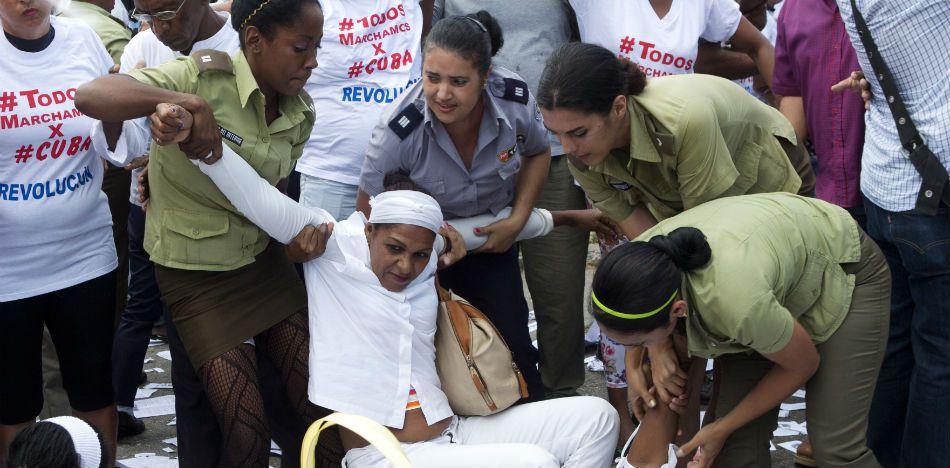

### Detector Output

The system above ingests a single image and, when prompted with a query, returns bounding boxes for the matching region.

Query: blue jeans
[864,197,950,468]
[298,173,357,221]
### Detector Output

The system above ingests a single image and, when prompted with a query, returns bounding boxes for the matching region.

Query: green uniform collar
[234,51,259,110]
[232,51,313,131]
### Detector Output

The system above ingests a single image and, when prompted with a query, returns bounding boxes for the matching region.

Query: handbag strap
[848,0,950,214]
[300,412,411,468]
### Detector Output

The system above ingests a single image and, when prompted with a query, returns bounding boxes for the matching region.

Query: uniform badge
[218,125,244,146]
[498,145,516,163]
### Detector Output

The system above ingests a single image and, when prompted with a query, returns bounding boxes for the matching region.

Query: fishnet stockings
[257,310,344,467]
[199,311,344,467]
[199,344,270,467]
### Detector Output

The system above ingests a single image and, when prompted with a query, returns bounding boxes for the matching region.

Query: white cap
[45,416,102,468]
[369,190,443,234]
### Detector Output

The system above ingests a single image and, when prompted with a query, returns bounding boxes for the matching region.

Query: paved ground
[116,246,809,467]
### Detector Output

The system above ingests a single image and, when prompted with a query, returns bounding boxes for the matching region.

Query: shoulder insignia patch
[500,78,529,104]
[190,49,233,74]
[388,103,424,140]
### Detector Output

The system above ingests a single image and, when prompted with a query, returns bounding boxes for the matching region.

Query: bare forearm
[617,203,658,240]
[75,74,204,123]
[751,42,775,91]
[510,151,551,227]
[695,42,757,80]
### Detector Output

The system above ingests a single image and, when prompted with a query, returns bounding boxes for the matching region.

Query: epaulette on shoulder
[190,49,233,75]
[490,77,530,105]
[388,100,424,140]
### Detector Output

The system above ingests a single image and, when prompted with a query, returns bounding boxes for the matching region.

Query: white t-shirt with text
[296,0,423,185]
[0,17,117,301]
[569,0,741,77]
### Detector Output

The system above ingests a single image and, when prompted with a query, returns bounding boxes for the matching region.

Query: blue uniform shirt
[359,67,550,219]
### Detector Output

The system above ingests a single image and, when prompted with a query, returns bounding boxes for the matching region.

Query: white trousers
[343,396,619,468]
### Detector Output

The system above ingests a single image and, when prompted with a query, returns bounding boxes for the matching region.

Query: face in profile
[541,100,626,167]
[422,46,486,127]
[365,223,436,292]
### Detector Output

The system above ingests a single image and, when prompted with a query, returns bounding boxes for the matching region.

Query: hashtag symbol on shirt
[619,36,635,54]
[339,17,354,31]
[14,144,34,164]
[0,91,17,113]
[348,61,363,78]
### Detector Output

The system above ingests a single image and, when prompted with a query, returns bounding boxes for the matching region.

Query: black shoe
[117,411,145,439]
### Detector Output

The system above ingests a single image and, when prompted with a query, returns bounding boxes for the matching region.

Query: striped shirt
[836,0,950,212]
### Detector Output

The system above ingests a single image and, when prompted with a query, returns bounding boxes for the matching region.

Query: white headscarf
[368,190,443,234]
[45,416,102,468]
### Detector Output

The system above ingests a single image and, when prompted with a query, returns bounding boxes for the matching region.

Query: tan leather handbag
[434,282,529,416]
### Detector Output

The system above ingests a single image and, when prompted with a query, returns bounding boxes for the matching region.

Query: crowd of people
[0,0,947,467]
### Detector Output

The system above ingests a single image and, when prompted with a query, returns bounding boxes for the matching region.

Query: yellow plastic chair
[301,412,412,468]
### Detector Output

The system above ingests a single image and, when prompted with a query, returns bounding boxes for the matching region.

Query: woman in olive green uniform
[537,42,815,238]
[591,193,889,468]
[537,41,817,436]
[75,0,336,465]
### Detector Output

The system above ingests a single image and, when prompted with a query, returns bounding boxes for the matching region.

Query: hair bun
[470,10,504,57]
[648,227,711,271]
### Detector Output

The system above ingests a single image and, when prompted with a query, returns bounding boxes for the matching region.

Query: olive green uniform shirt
[61,1,130,64]
[635,193,862,358]
[128,50,315,271]
[570,74,802,223]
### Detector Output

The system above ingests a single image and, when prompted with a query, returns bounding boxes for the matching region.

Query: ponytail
[538,42,647,116]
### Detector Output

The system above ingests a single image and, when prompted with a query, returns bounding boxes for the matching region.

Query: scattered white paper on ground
[145,383,173,390]
[779,410,789,418]
[778,440,803,453]
[770,441,776,451]
[148,339,164,347]
[584,355,597,364]
[167,418,177,426]
[778,421,808,435]
[793,389,806,399]
[585,359,605,372]
[157,350,172,361]
[532,339,538,348]
[134,395,176,418]
[162,448,175,453]
[163,437,177,446]
[118,455,178,468]
[135,453,156,458]
[270,441,282,456]
[773,427,799,437]
[705,359,714,372]
[136,388,158,399]
[780,402,807,411]
[144,367,165,374]
[143,358,154,364]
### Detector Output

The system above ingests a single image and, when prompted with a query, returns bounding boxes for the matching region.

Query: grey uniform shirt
[432,0,575,156]
[360,67,550,219]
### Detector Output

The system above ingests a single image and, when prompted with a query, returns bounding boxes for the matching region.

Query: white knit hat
[45,416,102,468]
